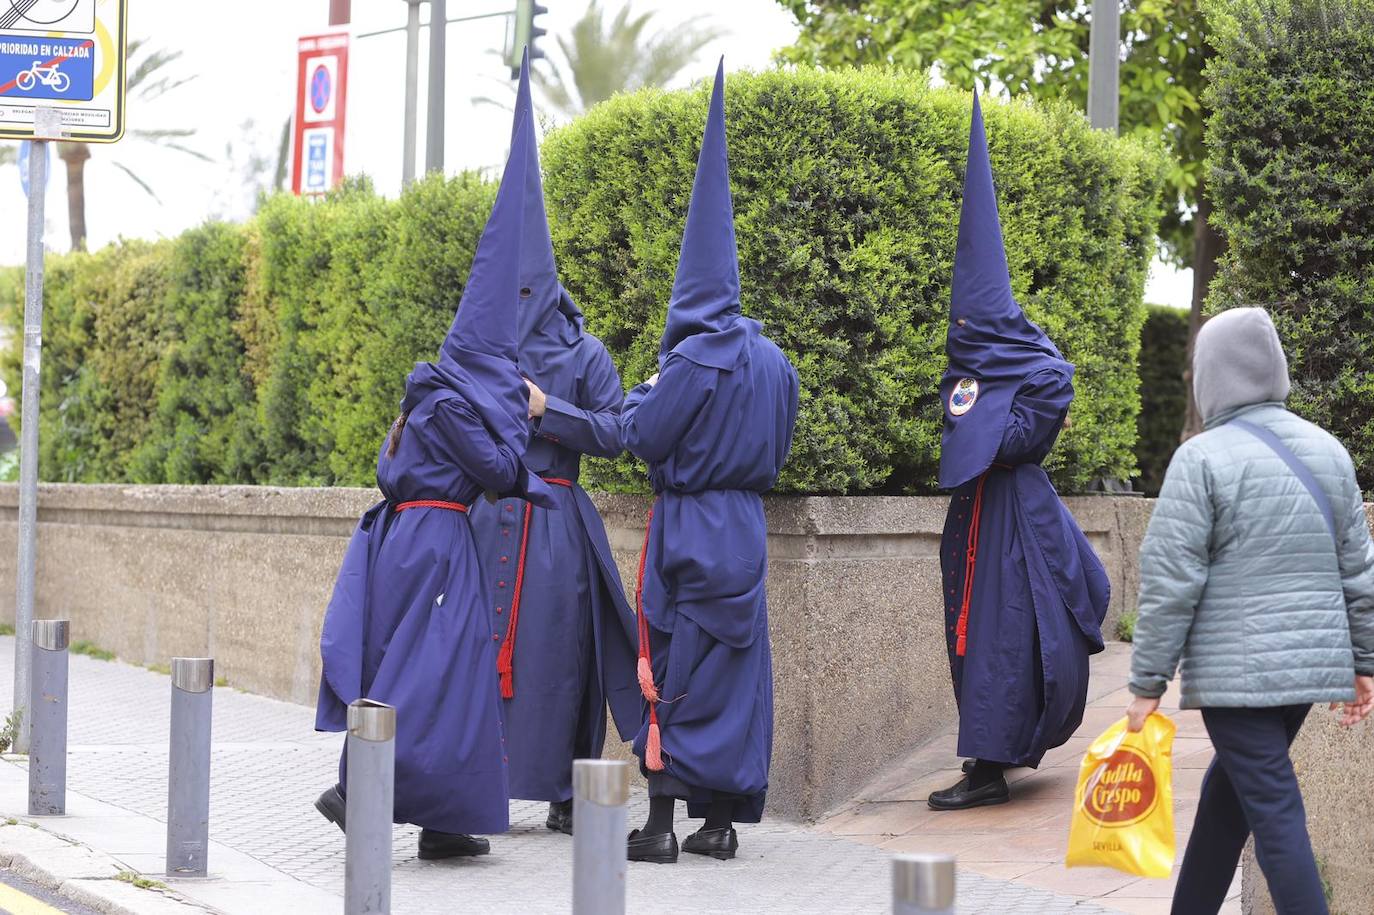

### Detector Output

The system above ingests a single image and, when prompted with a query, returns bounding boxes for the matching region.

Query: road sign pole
[425,0,446,174]
[1088,0,1120,132]
[13,117,52,755]
[403,0,421,186]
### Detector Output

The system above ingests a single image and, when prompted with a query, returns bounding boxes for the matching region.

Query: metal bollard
[166,658,214,877]
[345,699,395,915]
[27,620,68,816]
[572,759,629,915]
[892,853,956,915]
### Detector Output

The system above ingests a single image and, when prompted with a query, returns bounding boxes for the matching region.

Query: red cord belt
[635,501,664,770]
[954,464,1012,658]
[395,499,468,513]
[496,478,573,699]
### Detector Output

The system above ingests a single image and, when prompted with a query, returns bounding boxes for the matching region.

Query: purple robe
[468,313,640,803]
[937,92,1109,768]
[315,375,522,835]
[621,323,799,823]
[941,369,1110,767]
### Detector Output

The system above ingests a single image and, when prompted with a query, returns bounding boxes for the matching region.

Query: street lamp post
[1087,0,1121,132]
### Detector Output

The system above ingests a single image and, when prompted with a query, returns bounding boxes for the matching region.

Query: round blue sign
[310,65,332,114]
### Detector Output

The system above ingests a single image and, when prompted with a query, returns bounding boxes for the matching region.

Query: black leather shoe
[314,785,346,833]
[927,775,1010,811]
[627,829,678,864]
[418,830,491,859]
[546,800,573,835]
[682,826,738,860]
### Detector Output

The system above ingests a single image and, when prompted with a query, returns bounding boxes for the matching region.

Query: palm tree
[59,39,209,251]
[480,1,726,120]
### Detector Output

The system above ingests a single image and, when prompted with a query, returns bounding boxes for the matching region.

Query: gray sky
[0,0,1190,306]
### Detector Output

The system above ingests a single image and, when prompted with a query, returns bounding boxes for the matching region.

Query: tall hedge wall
[1134,305,1190,497]
[1205,0,1374,486]
[1,69,1164,493]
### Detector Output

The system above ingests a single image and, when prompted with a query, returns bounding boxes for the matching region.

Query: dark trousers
[1172,705,1326,915]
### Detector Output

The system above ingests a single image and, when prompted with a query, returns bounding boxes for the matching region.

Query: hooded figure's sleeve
[998,369,1073,464]
[535,339,625,459]
[620,354,714,463]
[431,396,522,494]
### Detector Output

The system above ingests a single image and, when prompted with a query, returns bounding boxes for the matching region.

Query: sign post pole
[425,0,446,175]
[12,108,55,754]
[402,0,421,186]
[3,1,128,751]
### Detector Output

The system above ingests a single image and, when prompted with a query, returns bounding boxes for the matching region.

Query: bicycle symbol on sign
[14,60,70,93]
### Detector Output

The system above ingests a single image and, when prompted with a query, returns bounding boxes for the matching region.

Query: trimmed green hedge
[1134,305,1189,497]
[1,69,1165,493]
[1205,0,1374,486]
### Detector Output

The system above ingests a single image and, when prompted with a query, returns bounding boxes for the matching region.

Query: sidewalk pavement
[0,635,1124,914]
[816,643,1242,915]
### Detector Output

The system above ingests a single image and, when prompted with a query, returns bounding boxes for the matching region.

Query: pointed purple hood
[402,90,553,506]
[939,92,1074,490]
[511,48,583,349]
[660,59,757,371]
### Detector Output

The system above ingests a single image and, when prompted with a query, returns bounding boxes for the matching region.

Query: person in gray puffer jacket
[1126,307,1374,915]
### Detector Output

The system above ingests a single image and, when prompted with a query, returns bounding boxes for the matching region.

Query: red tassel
[497,650,514,699]
[637,656,660,702]
[645,720,664,771]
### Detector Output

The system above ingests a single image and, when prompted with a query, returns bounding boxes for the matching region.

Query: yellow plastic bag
[1065,712,1177,878]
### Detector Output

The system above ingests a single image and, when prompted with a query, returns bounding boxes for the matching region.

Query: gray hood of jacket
[1193,307,1291,424]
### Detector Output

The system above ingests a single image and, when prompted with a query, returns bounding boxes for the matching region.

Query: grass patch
[0,623,14,637]
[1115,609,1139,643]
[70,641,116,662]
[116,871,167,891]
[4,818,16,826]
[214,676,228,688]
[145,662,171,676]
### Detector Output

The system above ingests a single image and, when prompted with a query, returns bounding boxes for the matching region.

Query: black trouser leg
[704,795,733,831]
[1172,706,1324,915]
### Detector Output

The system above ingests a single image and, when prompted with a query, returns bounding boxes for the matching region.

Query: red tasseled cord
[496,501,534,699]
[494,479,572,700]
[635,503,664,771]
[955,471,990,658]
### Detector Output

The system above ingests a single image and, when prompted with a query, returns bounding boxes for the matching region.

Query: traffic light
[507,0,549,77]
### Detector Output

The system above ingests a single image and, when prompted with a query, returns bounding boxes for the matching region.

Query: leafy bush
[0,69,1166,493]
[1204,0,1374,485]
[544,68,1164,493]
[1135,305,1190,496]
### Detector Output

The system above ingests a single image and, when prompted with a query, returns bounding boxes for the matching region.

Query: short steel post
[166,658,214,877]
[572,759,629,915]
[892,853,956,915]
[345,699,395,915]
[27,619,68,816]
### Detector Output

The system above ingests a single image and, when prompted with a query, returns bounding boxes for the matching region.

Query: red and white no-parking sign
[292,32,349,196]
